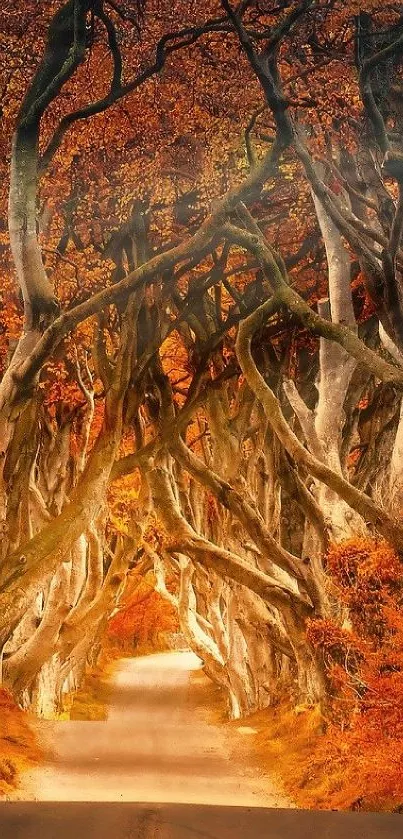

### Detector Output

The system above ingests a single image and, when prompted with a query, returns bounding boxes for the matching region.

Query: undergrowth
[253,538,403,811]
[0,688,42,797]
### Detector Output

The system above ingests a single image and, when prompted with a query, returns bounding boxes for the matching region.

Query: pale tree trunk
[8,129,57,328]
[0,256,142,643]
[68,535,87,607]
[65,524,104,627]
[0,116,59,546]
[146,447,310,711]
[3,562,71,700]
[389,398,403,512]
[0,426,120,649]
[206,385,241,483]
[153,551,241,714]
[230,219,403,548]
[154,553,224,667]
[56,535,132,694]
[0,348,41,556]
[147,454,308,612]
[380,325,403,510]
[300,185,363,543]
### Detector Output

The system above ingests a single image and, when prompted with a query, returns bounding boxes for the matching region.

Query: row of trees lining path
[0,0,403,719]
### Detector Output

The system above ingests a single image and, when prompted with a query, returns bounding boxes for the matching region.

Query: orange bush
[0,688,42,795]
[107,572,178,649]
[300,539,403,810]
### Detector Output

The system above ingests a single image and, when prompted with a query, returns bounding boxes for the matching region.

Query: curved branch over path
[235,291,403,551]
[147,458,312,614]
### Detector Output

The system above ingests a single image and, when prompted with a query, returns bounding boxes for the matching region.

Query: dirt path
[24,651,291,805]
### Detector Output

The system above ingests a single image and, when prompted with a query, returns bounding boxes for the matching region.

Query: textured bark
[155,553,225,668]
[237,311,403,548]
[3,0,403,724]
[0,422,122,647]
[172,436,305,581]
[9,129,57,327]
[147,457,311,614]
[311,186,363,541]
[58,538,131,661]
[4,562,71,697]
[390,399,403,510]
[230,223,403,551]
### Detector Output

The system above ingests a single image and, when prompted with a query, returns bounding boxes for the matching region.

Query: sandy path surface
[25,651,290,806]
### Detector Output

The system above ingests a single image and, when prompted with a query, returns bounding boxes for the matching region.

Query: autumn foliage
[287,539,403,810]
[107,571,179,652]
[0,688,42,795]
[2,0,403,809]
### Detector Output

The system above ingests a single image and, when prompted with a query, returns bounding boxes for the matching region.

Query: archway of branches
[1,0,403,722]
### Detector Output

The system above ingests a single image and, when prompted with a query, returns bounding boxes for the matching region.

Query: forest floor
[16,650,292,805]
[0,689,43,799]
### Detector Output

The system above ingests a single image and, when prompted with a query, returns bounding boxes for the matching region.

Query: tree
[0,0,403,721]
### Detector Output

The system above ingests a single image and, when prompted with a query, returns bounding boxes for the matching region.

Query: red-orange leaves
[107,571,178,650]
[299,539,403,809]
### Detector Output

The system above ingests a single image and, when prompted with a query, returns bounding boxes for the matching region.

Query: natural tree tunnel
[1,0,403,811]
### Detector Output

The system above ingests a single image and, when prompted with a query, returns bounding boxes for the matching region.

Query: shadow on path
[0,802,401,839]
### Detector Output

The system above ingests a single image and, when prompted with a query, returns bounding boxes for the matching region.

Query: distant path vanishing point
[25,650,291,805]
